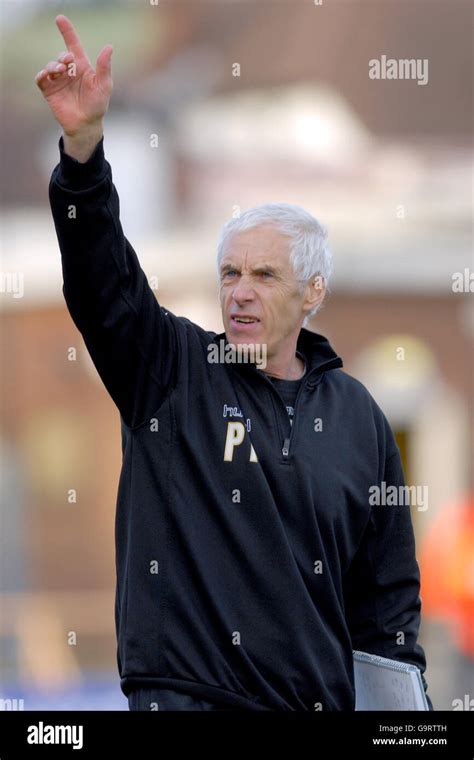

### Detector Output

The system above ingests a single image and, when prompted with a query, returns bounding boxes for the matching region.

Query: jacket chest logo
[222,404,258,463]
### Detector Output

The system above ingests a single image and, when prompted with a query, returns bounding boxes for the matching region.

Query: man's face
[219,223,312,354]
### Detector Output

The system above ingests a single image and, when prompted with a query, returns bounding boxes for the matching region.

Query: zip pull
[282,437,290,458]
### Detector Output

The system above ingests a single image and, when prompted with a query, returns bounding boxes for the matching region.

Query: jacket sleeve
[343,440,434,711]
[48,135,179,429]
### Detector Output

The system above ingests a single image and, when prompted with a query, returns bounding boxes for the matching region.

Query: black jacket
[49,135,433,711]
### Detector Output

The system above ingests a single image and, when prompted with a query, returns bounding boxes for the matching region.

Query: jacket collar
[210,327,343,388]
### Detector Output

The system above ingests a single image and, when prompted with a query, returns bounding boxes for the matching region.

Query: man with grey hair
[37,16,432,711]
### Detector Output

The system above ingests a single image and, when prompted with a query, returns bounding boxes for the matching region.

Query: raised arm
[36,15,180,428]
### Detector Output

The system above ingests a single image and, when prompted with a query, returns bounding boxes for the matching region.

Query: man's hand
[35,15,113,162]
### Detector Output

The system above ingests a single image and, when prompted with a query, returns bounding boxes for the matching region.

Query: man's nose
[232,275,255,303]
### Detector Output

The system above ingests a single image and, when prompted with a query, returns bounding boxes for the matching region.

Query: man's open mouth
[231,316,260,324]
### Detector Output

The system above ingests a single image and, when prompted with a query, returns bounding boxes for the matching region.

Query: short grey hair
[216,202,332,326]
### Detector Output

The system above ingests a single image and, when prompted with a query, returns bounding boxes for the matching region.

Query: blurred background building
[0,0,473,710]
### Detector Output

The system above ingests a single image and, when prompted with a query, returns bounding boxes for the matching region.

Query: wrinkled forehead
[221,224,292,267]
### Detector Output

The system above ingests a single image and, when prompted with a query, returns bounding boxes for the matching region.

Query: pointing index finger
[55,14,87,61]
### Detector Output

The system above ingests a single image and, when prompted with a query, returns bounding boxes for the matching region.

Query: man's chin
[222,329,267,368]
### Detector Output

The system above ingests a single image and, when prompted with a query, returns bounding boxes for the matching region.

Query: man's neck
[261,352,306,381]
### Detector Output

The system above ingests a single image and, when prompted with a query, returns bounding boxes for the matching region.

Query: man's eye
[262,271,273,278]
[225,270,237,278]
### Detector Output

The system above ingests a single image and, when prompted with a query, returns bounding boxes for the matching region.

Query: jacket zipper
[258,369,313,462]
[255,357,342,461]
[280,376,307,460]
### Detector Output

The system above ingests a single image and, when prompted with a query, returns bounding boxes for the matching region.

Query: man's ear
[303,274,326,315]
